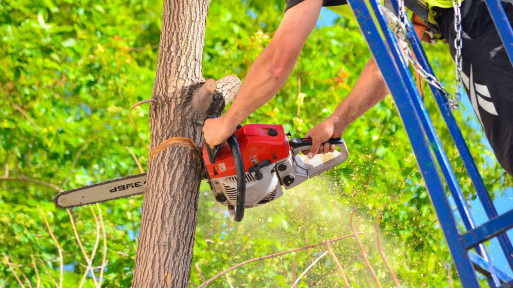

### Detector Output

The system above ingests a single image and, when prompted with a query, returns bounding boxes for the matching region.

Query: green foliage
[1,0,511,287]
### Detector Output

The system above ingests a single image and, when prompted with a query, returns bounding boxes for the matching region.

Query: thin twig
[195,263,206,283]
[19,268,33,288]
[67,210,98,287]
[359,127,386,195]
[127,112,138,132]
[31,255,41,288]
[291,254,298,288]
[38,208,63,288]
[37,256,58,287]
[62,143,88,187]
[97,204,108,288]
[489,171,507,187]
[350,207,382,288]
[131,99,155,109]
[1,177,61,191]
[3,124,17,178]
[78,206,102,287]
[375,209,400,288]
[12,104,39,129]
[292,251,329,287]
[326,242,350,287]
[126,146,144,173]
[4,152,8,178]
[3,254,24,287]
[198,233,362,287]
[447,263,454,288]
[27,130,36,170]
[225,273,234,288]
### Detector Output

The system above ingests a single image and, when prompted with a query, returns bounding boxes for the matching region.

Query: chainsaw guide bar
[54,173,147,208]
[54,124,349,220]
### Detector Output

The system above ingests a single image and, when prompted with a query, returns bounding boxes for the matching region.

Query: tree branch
[97,204,108,288]
[38,208,63,288]
[198,233,362,287]
[326,242,350,287]
[293,251,329,287]
[131,99,156,109]
[19,267,33,288]
[3,254,25,287]
[192,79,216,113]
[78,206,102,288]
[126,146,145,173]
[194,263,206,283]
[62,143,88,187]
[350,207,382,288]
[1,176,61,191]
[216,75,241,105]
[12,103,39,130]
[447,263,454,288]
[67,210,98,287]
[375,209,400,288]
[37,256,58,288]
[31,255,41,288]
[362,126,386,194]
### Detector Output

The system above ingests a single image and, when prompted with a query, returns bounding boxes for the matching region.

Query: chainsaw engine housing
[203,124,289,209]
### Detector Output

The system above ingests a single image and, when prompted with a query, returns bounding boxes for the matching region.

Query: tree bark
[132,1,239,287]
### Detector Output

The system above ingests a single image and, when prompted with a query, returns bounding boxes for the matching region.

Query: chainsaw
[54,124,348,222]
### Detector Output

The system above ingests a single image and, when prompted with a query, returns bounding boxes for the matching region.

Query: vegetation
[1,0,511,286]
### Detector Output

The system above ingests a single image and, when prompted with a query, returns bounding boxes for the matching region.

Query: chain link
[453,0,464,108]
[382,1,463,109]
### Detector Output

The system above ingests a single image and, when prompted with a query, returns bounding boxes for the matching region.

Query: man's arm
[203,0,323,147]
[305,56,389,158]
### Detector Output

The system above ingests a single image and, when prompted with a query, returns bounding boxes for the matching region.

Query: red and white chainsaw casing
[202,124,349,213]
[203,124,289,209]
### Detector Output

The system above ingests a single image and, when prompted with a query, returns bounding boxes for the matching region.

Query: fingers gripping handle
[289,137,346,155]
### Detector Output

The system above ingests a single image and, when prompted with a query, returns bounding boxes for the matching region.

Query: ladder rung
[499,280,513,288]
[462,209,513,249]
[469,252,513,283]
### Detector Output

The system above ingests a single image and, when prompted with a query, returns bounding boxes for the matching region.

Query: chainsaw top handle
[227,135,246,222]
[289,137,346,154]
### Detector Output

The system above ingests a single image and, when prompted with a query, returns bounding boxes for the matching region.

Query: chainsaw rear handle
[227,135,246,222]
[289,137,346,154]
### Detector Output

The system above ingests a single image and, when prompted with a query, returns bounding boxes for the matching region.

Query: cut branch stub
[192,78,217,113]
[216,75,241,105]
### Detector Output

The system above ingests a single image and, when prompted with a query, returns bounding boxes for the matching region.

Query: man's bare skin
[203,0,388,158]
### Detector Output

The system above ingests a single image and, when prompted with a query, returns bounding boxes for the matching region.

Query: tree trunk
[132,0,240,287]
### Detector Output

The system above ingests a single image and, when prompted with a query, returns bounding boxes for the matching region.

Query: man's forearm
[331,57,389,133]
[223,43,296,128]
[221,0,323,130]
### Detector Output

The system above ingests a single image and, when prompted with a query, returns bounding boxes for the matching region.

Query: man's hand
[304,116,345,158]
[203,116,236,148]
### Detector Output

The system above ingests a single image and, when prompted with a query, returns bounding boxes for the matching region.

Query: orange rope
[149,137,202,162]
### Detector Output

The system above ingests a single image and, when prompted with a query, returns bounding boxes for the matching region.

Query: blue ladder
[344,0,513,286]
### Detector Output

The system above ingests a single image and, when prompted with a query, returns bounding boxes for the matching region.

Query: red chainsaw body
[203,124,290,179]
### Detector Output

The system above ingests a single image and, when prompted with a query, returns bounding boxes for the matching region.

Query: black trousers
[436,0,513,177]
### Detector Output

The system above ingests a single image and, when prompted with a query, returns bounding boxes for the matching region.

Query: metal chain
[453,0,464,108]
[382,1,463,109]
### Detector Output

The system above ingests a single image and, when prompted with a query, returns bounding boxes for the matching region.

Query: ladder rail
[484,0,513,66]
[395,2,513,271]
[346,0,482,285]
[366,0,501,284]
